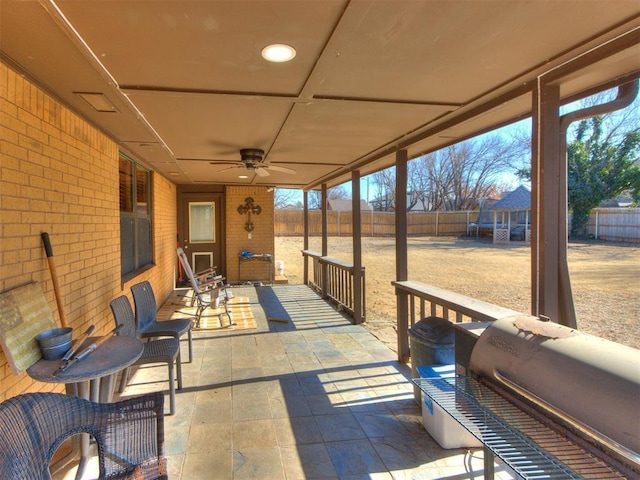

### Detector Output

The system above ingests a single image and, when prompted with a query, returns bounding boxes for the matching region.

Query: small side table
[28,335,143,479]
[238,253,274,284]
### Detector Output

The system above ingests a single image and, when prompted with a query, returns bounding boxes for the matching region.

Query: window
[119,154,152,277]
[189,202,215,243]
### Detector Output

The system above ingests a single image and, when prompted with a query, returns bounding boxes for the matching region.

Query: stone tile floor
[55,284,515,479]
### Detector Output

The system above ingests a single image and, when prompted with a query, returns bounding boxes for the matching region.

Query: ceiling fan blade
[266,165,296,174]
[208,160,241,165]
[255,167,270,177]
[216,165,241,173]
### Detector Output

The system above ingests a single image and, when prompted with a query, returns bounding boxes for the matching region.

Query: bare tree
[370,169,396,211]
[371,133,521,211]
[308,184,350,209]
[274,188,302,210]
[418,134,521,210]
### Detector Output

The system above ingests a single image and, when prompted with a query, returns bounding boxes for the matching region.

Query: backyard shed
[490,186,532,243]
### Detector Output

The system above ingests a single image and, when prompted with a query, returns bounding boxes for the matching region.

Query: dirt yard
[275,236,639,350]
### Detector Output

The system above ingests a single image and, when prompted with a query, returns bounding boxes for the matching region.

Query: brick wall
[225,186,274,283]
[0,60,177,400]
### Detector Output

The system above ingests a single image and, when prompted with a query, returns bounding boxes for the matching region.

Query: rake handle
[41,232,68,328]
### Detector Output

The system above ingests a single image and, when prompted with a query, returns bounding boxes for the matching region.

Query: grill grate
[414,376,626,479]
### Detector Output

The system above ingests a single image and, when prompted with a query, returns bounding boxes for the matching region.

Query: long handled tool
[54,325,95,375]
[41,232,68,328]
[53,324,122,376]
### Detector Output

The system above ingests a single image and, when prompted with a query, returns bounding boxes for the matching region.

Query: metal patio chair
[110,296,181,415]
[176,247,234,328]
[0,391,166,479]
[131,280,194,363]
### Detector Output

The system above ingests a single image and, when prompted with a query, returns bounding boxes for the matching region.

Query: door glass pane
[189,202,215,243]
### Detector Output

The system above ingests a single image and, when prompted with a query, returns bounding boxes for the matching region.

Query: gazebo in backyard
[490,185,532,243]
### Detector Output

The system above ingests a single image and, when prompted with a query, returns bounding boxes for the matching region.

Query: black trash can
[409,316,455,403]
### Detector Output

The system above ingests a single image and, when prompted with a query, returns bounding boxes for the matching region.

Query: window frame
[119,153,153,279]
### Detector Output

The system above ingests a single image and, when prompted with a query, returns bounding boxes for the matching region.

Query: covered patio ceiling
[1,1,638,190]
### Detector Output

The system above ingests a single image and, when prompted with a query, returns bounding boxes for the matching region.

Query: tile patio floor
[57,284,515,480]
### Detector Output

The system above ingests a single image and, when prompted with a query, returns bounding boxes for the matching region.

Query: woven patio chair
[110,296,181,415]
[0,391,166,480]
[176,247,234,329]
[131,280,194,363]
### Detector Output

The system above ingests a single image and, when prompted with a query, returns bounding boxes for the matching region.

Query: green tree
[568,116,640,237]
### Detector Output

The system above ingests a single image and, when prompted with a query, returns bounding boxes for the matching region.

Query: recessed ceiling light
[261,44,296,63]
[238,175,249,179]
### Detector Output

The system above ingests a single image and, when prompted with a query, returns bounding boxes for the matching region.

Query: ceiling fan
[212,148,296,177]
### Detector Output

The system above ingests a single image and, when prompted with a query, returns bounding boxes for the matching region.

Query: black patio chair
[0,391,166,479]
[110,295,181,415]
[131,280,194,363]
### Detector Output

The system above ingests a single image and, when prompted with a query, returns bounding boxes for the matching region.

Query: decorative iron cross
[237,197,262,232]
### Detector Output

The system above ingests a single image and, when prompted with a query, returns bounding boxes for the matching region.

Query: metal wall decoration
[237,197,262,232]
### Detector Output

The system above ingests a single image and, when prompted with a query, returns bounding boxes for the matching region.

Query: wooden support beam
[532,82,561,322]
[395,150,410,362]
[303,191,309,285]
[352,170,363,324]
[321,184,328,299]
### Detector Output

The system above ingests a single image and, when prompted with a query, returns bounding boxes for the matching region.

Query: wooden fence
[276,208,640,243]
[582,207,640,243]
[275,210,477,237]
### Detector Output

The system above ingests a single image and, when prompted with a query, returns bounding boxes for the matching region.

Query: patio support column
[303,190,309,285]
[532,82,562,323]
[395,150,409,362]
[352,170,363,324]
[321,184,328,299]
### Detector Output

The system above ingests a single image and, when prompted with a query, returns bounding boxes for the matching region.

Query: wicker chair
[110,296,181,415]
[131,280,194,363]
[0,392,166,479]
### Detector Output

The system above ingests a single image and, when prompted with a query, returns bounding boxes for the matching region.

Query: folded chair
[176,247,234,328]
[110,296,181,415]
[131,280,194,363]
[0,391,166,479]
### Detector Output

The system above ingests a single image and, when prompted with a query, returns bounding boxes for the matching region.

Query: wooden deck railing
[302,250,365,322]
[392,280,522,363]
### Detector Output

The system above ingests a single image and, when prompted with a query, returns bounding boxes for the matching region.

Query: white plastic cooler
[417,364,481,449]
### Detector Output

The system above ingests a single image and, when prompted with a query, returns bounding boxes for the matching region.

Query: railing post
[397,289,410,363]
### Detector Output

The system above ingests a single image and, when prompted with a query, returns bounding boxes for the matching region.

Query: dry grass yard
[275,236,639,350]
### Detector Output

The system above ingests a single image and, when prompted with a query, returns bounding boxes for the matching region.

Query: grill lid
[469,316,640,459]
